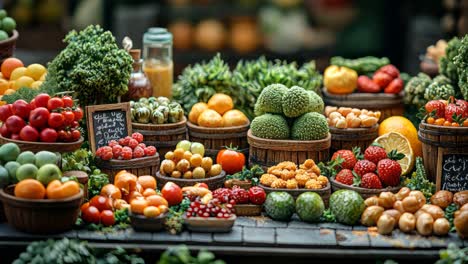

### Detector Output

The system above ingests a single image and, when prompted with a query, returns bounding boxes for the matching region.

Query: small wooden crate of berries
[212,186,266,216]
[94,132,160,183]
[184,197,236,232]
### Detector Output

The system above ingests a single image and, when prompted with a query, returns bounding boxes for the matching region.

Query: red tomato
[216,148,245,174]
[12,99,31,119]
[19,125,39,142]
[248,186,266,205]
[62,111,75,126]
[80,202,90,212]
[71,121,79,128]
[73,107,83,121]
[71,129,81,141]
[40,128,58,143]
[89,195,112,211]
[34,93,50,108]
[48,112,64,128]
[100,210,115,226]
[5,115,25,134]
[47,97,64,111]
[29,107,50,129]
[62,96,74,108]
[82,205,100,224]
[161,182,183,206]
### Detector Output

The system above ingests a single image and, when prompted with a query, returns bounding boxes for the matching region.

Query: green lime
[0,30,8,41]
[2,17,16,34]
[0,10,7,20]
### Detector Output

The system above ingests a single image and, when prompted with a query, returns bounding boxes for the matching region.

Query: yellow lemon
[9,67,27,81]
[31,81,43,89]
[39,72,47,81]
[25,64,47,81]
[13,76,35,89]
[0,79,9,94]
[374,132,415,175]
[3,89,15,95]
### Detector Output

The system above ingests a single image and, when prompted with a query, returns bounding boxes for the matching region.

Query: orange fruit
[100,184,122,200]
[142,188,157,197]
[145,194,168,207]
[123,190,143,203]
[137,175,157,190]
[1,58,24,79]
[46,180,80,199]
[378,116,422,157]
[25,64,46,81]
[130,199,148,214]
[14,179,46,199]
[9,67,26,81]
[188,102,208,124]
[207,93,233,115]
[0,79,9,94]
[143,206,161,218]
[3,88,15,95]
[158,204,169,214]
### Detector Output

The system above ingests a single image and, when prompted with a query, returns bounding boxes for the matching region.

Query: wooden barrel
[0,135,83,153]
[322,89,404,121]
[418,122,468,190]
[247,130,331,169]
[330,177,401,199]
[155,171,226,190]
[95,154,160,183]
[132,117,187,157]
[329,125,379,153]
[187,121,250,160]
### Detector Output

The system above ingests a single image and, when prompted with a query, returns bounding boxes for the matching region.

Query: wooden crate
[329,125,379,153]
[95,155,160,182]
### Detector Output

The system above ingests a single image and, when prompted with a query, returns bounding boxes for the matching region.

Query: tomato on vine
[216,145,245,174]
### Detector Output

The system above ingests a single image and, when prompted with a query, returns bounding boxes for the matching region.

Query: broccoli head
[424,81,455,101]
[251,113,290,139]
[291,112,329,140]
[254,83,288,116]
[282,86,310,118]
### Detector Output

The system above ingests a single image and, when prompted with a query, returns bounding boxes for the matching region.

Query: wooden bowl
[0,185,83,234]
[234,204,262,216]
[224,179,252,190]
[0,30,18,62]
[130,212,167,232]
[95,154,160,183]
[183,214,236,232]
[260,182,331,206]
[156,171,226,190]
[0,135,84,153]
[330,177,402,199]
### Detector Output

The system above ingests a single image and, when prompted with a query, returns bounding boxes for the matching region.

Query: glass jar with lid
[143,30,173,98]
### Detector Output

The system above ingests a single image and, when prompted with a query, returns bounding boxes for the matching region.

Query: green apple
[0,165,9,188]
[35,151,59,168]
[16,151,36,165]
[4,161,20,183]
[16,164,38,181]
[36,164,62,185]
[176,140,192,151]
[190,142,205,156]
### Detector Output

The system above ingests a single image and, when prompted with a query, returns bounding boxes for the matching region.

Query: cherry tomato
[47,97,64,111]
[71,129,81,141]
[71,121,79,128]
[62,111,75,126]
[48,112,64,128]
[62,96,74,108]
[73,107,84,121]
[80,202,90,212]
[82,206,100,224]
[161,182,183,206]
[89,195,112,211]
[216,148,245,174]
[100,210,115,226]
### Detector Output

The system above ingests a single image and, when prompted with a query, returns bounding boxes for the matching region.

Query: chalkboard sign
[437,152,468,192]
[86,103,132,153]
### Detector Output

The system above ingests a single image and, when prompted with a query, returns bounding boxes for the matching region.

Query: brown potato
[393,200,405,213]
[433,218,450,236]
[365,196,379,207]
[453,191,468,207]
[377,214,395,235]
[419,204,445,220]
[409,191,426,208]
[460,203,468,212]
[378,192,396,209]
[416,213,434,236]
[324,106,338,117]
[398,213,416,233]
[338,107,352,117]
[402,196,421,213]
[395,187,411,201]
[382,209,401,226]
[361,206,385,226]
[454,210,468,239]
[430,191,453,209]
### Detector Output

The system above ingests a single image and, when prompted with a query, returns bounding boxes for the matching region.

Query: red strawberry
[384,78,404,94]
[456,99,468,117]
[425,100,446,118]
[335,169,354,185]
[377,159,401,186]
[445,97,465,122]
[373,72,393,88]
[360,172,382,189]
[231,186,249,204]
[353,160,376,177]
[364,145,387,164]
[331,149,359,170]
[377,64,400,78]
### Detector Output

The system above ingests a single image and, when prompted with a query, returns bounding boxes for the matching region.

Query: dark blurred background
[1,0,466,74]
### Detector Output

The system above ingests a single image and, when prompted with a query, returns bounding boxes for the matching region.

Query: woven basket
[95,154,160,183]
[330,177,402,199]
[187,121,249,160]
[132,117,187,157]
[0,185,83,234]
[130,212,167,232]
[0,135,83,153]
[260,182,331,206]
[155,171,226,190]
[0,30,18,62]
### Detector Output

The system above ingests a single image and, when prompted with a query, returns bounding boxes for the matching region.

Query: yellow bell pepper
[324,65,358,94]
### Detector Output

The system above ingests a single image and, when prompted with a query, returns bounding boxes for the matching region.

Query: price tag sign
[86,103,132,153]
[437,152,468,192]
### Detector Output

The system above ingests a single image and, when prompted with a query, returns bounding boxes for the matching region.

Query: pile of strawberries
[332,145,403,189]
[95,132,157,160]
[425,96,468,127]
[357,64,403,94]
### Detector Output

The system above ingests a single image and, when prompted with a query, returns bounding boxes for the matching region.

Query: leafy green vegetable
[405,157,435,200]
[158,245,225,264]
[320,208,336,223]
[43,25,133,106]
[226,165,264,185]
[61,148,93,173]
[444,203,457,233]
[165,197,190,235]
[330,56,390,75]
[440,37,462,92]
[435,243,468,264]
[87,169,110,199]
[454,35,468,100]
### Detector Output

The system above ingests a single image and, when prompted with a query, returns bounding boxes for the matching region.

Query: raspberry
[112,145,123,159]
[121,146,133,160]
[138,143,146,149]
[133,146,145,158]
[122,136,132,146]
[144,146,157,156]
[101,148,113,160]
[128,138,139,149]
[132,132,144,143]
[108,140,119,147]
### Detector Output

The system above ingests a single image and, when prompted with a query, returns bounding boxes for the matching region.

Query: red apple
[5,115,26,134]
[12,100,31,120]
[47,97,64,111]
[11,134,20,140]
[29,99,37,109]
[0,104,13,122]
[34,93,50,108]
[48,113,64,128]
[19,125,39,142]
[40,128,58,142]
[0,124,10,138]
[29,107,50,129]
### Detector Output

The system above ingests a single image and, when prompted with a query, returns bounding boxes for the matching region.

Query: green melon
[329,190,365,225]
[264,192,295,221]
[296,192,324,222]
